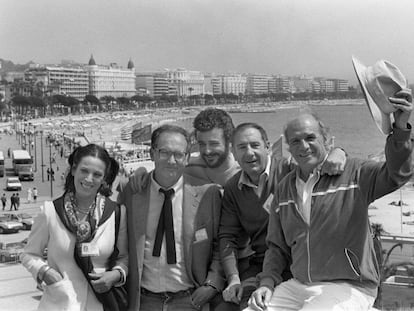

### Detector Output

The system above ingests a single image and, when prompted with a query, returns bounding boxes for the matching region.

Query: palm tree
[188,87,194,106]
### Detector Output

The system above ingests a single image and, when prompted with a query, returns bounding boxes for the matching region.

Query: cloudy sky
[1,0,413,85]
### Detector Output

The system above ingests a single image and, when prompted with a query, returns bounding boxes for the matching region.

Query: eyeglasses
[155,148,188,161]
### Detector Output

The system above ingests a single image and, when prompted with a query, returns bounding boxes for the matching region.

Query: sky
[1,0,413,85]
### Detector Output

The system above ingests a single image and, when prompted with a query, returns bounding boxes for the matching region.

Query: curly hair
[193,108,234,145]
[64,144,119,197]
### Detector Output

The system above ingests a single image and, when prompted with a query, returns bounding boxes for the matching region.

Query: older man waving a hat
[245,57,413,311]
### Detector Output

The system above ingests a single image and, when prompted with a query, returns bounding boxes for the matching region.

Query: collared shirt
[237,155,271,197]
[295,156,327,225]
[141,173,193,293]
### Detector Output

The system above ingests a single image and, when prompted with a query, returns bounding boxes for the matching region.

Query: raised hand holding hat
[389,89,412,130]
[352,56,412,134]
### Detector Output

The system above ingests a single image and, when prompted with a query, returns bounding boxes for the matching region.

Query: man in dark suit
[123,124,227,311]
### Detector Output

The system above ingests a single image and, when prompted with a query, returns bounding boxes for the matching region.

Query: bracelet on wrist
[38,265,52,282]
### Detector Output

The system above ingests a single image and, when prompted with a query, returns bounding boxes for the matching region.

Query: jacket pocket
[344,248,361,278]
[38,276,80,311]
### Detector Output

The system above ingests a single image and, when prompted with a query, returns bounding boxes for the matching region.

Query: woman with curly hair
[21,144,128,311]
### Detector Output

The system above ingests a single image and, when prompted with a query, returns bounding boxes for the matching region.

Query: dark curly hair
[64,144,119,197]
[193,108,234,145]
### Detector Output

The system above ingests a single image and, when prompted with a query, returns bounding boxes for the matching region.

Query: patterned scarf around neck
[63,191,104,244]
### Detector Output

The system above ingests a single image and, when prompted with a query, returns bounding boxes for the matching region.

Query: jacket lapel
[182,182,200,283]
[133,188,151,275]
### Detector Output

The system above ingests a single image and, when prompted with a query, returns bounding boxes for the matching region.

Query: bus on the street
[0,151,4,177]
[12,150,34,180]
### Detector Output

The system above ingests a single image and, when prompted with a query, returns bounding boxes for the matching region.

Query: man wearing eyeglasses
[123,124,227,311]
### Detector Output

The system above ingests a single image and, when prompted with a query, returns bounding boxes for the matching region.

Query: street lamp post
[40,130,45,182]
[33,126,37,172]
[28,127,32,156]
[23,122,27,150]
[49,142,53,198]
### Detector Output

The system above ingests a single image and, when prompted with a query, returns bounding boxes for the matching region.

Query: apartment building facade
[246,74,273,95]
[211,74,246,95]
[166,69,205,97]
[135,72,169,97]
[24,65,89,100]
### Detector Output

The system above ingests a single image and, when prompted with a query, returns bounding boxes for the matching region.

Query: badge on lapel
[195,227,208,243]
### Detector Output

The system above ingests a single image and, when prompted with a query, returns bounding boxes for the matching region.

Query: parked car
[2,213,34,230]
[0,215,23,233]
[0,240,25,263]
[20,238,48,259]
[5,177,22,191]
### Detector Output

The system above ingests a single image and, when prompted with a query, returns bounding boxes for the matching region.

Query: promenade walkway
[0,261,39,311]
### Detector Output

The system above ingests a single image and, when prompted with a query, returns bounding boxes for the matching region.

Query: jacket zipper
[306,231,312,282]
[293,201,312,282]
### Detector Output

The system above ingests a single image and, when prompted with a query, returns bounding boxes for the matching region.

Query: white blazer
[21,200,128,311]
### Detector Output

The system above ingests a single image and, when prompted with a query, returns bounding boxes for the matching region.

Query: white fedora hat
[352,56,408,135]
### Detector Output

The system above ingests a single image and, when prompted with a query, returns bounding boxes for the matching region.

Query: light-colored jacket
[21,198,128,311]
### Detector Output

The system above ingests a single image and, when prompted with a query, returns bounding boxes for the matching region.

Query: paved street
[0,130,69,310]
[0,261,39,311]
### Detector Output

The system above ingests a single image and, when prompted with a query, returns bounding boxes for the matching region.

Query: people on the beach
[20,144,128,311]
[246,86,413,310]
[121,124,227,311]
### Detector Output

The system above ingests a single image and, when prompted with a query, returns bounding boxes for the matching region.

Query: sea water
[229,103,414,159]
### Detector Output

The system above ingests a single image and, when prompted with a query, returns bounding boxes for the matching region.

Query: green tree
[65,96,80,113]
[85,94,100,104]
[0,101,9,120]
[11,95,31,115]
[100,95,116,104]
[117,97,130,110]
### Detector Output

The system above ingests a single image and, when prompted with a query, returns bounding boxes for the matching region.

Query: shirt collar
[238,154,272,190]
[150,171,184,193]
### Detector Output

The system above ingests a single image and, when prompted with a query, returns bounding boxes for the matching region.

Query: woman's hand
[43,268,63,285]
[89,270,121,293]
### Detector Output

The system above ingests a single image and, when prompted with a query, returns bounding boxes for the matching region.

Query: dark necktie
[153,188,176,264]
